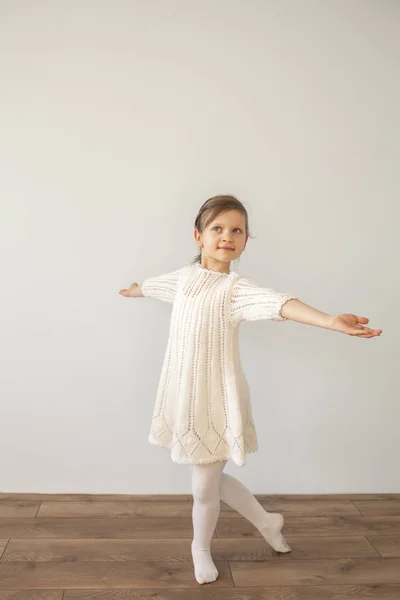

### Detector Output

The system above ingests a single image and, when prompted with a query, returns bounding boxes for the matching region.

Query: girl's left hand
[330,314,382,338]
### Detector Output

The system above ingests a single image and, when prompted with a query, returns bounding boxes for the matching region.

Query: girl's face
[194,209,248,267]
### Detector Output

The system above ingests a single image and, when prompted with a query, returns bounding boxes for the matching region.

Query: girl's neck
[197,260,232,275]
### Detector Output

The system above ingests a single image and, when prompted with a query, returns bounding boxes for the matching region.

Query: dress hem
[148,435,258,467]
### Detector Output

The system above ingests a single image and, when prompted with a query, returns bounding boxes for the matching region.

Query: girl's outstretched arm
[281,299,382,338]
[119,266,186,303]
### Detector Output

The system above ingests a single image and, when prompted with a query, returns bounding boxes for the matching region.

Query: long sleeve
[141,266,186,303]
[230,277,297,325]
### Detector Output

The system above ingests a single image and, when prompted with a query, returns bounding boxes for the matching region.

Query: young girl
[119,195,382,585]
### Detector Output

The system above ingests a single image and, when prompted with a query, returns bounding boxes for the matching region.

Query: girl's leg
[219,471,291,552]
[190,459,227,584]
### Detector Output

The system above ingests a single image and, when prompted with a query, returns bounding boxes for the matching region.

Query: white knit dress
[141,262,297,467]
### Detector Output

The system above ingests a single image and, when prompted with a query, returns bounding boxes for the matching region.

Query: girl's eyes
[213,226,241,233]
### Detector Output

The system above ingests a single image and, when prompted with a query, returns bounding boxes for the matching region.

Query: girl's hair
[192,194,253,265]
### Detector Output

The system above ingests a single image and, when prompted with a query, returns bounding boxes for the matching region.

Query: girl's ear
[194,229,202,248]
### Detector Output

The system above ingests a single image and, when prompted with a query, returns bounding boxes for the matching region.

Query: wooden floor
[1,493,400,599]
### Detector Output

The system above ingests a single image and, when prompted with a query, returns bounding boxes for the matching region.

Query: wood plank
[0,498,374,521]
[0,593,62,600]
[1,536,379,562]
[1,493,400,502]
[254,494,400,501]
[367,536,400,557]
[244,499,360,516]
[0,502,40,518]
[353,501,400,516]
[3,586,400,600]
[0,494,193,502]
[0,560,233,589]
[35,499,361,519]
[216,516,400,537]
[229,557,400,587]
[64,585,400,600]
[0,517,203,539]
[0,538,8,556]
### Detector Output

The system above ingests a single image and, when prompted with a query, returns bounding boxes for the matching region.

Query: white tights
[190,460,291,584]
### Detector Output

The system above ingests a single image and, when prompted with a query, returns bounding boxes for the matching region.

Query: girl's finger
[358,316,369,323]
[355,329,380,337]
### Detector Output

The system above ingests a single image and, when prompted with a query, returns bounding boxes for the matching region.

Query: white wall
[0,0,398,494]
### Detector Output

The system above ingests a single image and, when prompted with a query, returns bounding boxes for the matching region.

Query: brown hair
[192,194,253,264]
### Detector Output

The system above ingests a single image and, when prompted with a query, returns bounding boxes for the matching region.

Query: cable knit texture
[141,262,297,467]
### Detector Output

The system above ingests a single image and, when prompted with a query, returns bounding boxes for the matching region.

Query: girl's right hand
[119,283,142,298]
